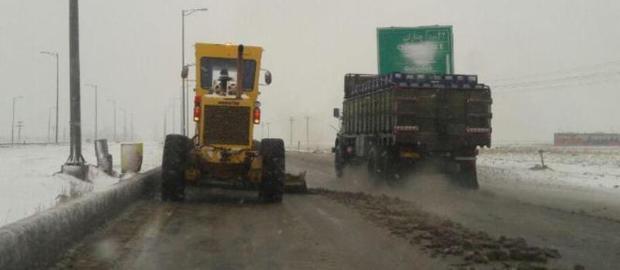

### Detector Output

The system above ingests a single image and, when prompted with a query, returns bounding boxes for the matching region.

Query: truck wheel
[457,160,479,190]
[260,138,285,203]
[334,145,344,178]
[161,134,190,201]
[367,146,382,183]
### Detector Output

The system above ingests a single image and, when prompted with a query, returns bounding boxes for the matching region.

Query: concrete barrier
[0,168,160,270]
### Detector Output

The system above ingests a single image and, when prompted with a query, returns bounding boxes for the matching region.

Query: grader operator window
[200,57,256,94]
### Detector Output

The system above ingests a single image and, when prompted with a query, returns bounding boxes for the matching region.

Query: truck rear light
[193,106,201,122]
[394,125,419,132]
[466,127,491,133]
[194,95,201,106]
[253,107,261,124]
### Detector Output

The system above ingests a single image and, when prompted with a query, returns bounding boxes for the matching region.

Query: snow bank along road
[0,142,163,227]
[53,150,620,270]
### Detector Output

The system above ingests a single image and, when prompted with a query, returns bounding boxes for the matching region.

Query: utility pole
[108,99,117,141]
[11,96,23,145]
[62,0,87,179]
[289,117,294,146]
[305,116,310,151]
[86,83,98,140]
[40,51,59,144]
[181,8,207,136]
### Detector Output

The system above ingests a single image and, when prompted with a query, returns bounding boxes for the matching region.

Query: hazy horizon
[2,0,619,148]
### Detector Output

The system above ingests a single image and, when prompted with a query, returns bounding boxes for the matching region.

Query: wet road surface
[53,152,620,269]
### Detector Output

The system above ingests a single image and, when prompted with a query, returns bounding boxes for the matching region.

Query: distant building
[554,133,620,146]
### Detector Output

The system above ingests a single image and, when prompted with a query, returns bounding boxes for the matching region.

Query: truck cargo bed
[341,73,492,152]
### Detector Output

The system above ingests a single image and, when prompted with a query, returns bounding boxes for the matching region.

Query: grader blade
[284,171,308,193]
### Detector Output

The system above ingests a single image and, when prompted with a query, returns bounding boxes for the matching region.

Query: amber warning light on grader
[193,95,201,122]
[253,107,261,124]
[253,101,261,124]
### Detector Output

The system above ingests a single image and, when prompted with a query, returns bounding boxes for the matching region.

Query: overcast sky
[1,0,619,146]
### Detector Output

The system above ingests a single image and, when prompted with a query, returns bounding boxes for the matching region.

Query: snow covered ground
[0,141,163,227]
[3,142,619,228]
[478,145,620,192]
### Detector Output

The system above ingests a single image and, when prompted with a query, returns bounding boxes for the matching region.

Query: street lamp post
[48,107,55,143]
[61,0,87,179]
[130,112,134,140]
[186,78,196,137]
[16,121,23,144]
[48,107,51,142]
[182,64,195,136]
[108,99,117,141]
[11,96,23,145]
[40,51,59,144]
[181,8,207,136]
[119,108,127,141]
[170,98,178,134]
[86,83,98,140]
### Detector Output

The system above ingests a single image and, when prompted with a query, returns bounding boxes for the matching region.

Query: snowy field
[478,145,620,192]
[3,142,619,228]
[0,141,163,227]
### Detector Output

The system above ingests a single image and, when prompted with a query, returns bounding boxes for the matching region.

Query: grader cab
[161,43,306,203]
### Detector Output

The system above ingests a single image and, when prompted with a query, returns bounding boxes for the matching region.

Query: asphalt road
[288,151,620,270]
[53,152,620,269]
[53,192,455,270]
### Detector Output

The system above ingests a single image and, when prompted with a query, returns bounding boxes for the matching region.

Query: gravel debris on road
[312,188,574,270]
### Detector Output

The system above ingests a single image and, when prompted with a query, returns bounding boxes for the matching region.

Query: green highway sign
[377,26,454,74]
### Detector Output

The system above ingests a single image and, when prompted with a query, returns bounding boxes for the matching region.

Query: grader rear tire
[259,138,285,203]
[161,134,191,201]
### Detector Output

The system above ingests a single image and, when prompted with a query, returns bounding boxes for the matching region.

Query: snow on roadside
[478,145,620,192]
[0,141,163,227]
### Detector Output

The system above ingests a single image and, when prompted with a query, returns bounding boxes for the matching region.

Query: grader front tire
[259,138,285,203]
[161,134,191,201]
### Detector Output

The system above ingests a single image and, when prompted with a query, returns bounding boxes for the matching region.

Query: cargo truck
[333,73,492,188]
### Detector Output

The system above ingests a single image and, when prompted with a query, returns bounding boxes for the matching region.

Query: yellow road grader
[161,43,306,202]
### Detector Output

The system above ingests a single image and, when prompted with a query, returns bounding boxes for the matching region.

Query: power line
[487,59,620,84]
[494,70,620,90]
[493,76,619,95]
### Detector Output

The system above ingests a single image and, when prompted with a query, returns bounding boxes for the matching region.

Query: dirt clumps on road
[312,188,571,270]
